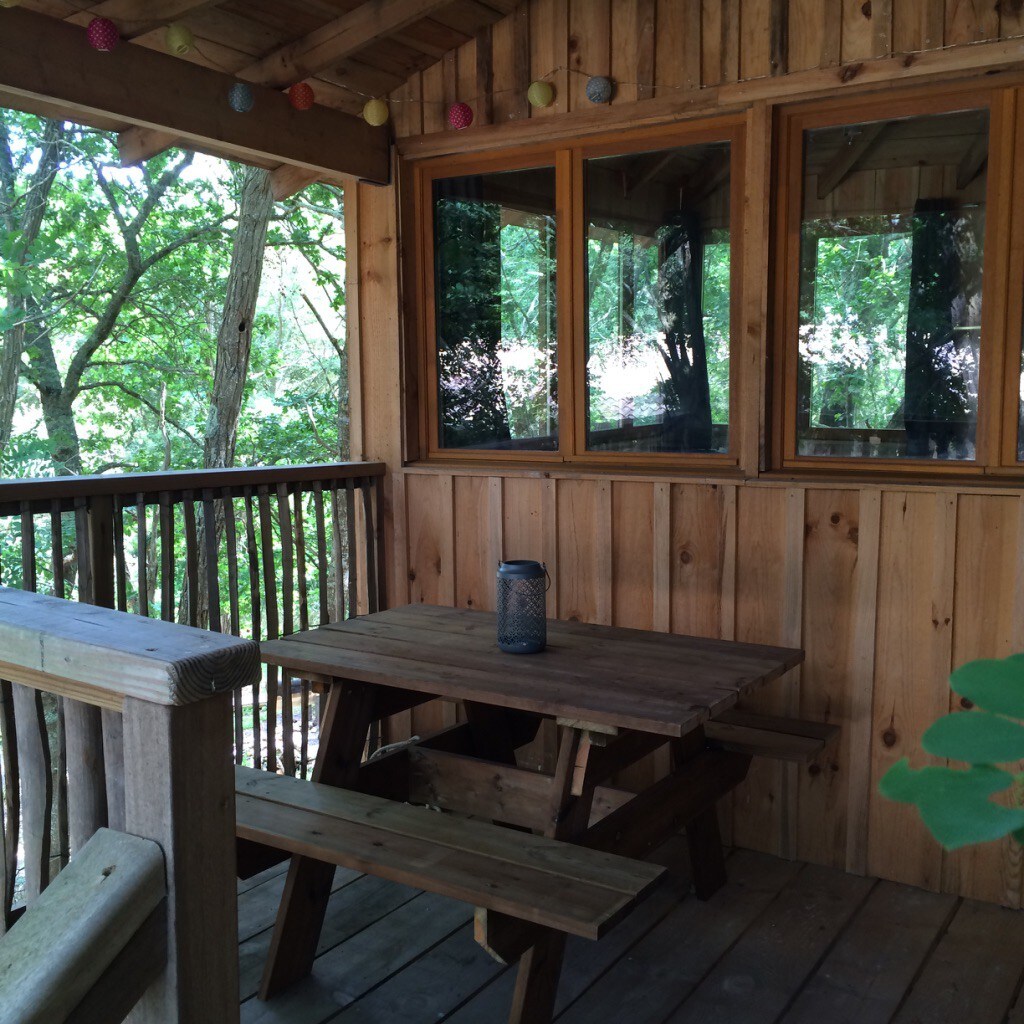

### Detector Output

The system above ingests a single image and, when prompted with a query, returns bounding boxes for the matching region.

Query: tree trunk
[28,329,83,476]
[203,166,275,469]
[0,117,65,457]
[194,166,274,629]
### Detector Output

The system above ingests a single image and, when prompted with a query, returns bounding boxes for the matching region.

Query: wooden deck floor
[237,839,1024,1024]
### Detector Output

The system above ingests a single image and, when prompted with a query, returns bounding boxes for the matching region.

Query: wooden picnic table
[245,604,806,1024]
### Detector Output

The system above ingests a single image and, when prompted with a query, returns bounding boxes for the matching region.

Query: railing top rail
[0,460,386,513]
[0,587,260,711]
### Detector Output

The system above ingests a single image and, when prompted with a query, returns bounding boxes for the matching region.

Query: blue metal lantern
[496,560,547,654]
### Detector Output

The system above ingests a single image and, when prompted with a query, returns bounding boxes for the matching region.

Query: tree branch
[76,379,201,445]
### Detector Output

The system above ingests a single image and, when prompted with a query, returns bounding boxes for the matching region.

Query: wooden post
[122,695,238,1024]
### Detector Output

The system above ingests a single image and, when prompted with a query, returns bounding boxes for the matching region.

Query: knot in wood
[881,728,897,748]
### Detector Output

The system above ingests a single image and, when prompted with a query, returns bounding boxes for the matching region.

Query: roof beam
[0,7,389,183]
[269,165,323,201]
[66,0,222,39]
[240,0,453,90]
[816,121,887,200]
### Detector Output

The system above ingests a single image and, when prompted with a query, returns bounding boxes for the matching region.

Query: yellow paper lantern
[363,98,390,126]
[527,80,554,108]
[165,22,194,56]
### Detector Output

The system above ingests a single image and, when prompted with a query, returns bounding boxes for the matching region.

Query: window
[432,166,557,451]
[774,87,1024,471]
[584,142,732,454]
[416,123,742,464]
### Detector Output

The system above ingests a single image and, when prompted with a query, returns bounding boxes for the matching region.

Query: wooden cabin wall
[349,0,1024,909]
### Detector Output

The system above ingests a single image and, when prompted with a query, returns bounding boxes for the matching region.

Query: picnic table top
[260,604,804,738]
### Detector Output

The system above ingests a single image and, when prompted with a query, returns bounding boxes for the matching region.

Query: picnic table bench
[241,604,830,1024]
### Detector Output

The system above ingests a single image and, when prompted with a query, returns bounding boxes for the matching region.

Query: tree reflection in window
[585,142,731,454]
[796,110,987,460]
[433,168,557,450]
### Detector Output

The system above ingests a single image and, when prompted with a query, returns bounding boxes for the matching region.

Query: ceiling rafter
[816,121,888,200]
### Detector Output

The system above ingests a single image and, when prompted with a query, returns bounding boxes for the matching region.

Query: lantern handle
[543,563,551,592]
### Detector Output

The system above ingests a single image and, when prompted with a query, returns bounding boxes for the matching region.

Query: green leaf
[923,711,1024,764]
[949,658,1024,718]
[879,760,1024,849]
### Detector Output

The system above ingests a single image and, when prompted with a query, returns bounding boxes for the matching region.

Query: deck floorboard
[235,847,1024,1024]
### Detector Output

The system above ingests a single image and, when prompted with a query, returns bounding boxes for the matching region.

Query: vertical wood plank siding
[354,0,1024,906]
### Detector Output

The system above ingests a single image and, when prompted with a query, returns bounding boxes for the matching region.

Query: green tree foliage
[0,109,348,480]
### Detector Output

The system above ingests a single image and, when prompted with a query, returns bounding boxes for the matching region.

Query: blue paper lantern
[228,82,254,113]
[496,560,547,655]
[586,75,613,104]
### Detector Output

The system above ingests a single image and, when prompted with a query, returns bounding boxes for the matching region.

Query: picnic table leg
[672,726,728,899]
[259,680,375,1000]
[508,726,595,1024]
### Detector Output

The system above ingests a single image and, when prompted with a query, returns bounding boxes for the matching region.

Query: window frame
[570,118,746,469]
[771,84,1017,477]
[409,118,746,468]
[1001,88,1024,472]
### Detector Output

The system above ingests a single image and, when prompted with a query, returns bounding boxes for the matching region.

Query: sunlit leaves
[880,760,1024,850]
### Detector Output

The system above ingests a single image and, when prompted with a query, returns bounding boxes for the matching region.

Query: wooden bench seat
[235,766,665,942]
[704,710,840,763]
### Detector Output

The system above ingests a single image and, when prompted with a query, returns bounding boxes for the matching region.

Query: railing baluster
[202,490,222,633]
[292,489,311,777]
[20,502,36,593]
[243,488,262,770]
[361,480,378,614]
[0,678,20,930]
[49,501,65,600]
[330,484,345,623]
[374,474,387,612]
[159,492,174,623]
[136,494,149,618]
[113,500,127,612]
[276,483,295,777]
[312,481,329,626]
[223,491,244,765]
[12,684,51,900]
[182,491,199,628]
[345,479,357,617]
[257,486,278,772]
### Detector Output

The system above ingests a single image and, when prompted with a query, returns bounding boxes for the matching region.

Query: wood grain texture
[0,587,259,708]
[0,828,164,1024]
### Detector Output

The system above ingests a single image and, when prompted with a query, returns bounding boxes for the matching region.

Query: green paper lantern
[527,80,554,108]
[363,98,390,126]
[165,22,194,55]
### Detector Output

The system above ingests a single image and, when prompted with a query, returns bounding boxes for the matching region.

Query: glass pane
[1018,340,1024,461]
[584,141,731,454]
[433,167,557,450]
[797,109,988,460]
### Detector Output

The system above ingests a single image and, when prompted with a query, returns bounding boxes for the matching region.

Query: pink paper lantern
[288,82,315,111]
[87,17,120,52]
[447,102,473,131]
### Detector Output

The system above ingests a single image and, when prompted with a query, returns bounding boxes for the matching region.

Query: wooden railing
[0,461,385,920]
[0,587,259,1022]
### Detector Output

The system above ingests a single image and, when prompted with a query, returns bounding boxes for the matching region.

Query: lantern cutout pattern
[229,82,255,113]
[447,102,473,130]
[527,80,554,108]
[289,83,315,111]
[363,99,390,126]
[165,22,194,56]
[87,17,120,51]
[496,560,547,655]
[586,75,613,104]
